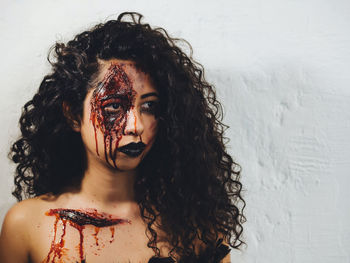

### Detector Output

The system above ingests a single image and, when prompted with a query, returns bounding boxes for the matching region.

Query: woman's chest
[29,215,159,263]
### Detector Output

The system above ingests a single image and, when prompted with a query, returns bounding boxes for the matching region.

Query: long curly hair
[10,12,245,262]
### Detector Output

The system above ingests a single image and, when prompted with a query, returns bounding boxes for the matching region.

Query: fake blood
[43,208,130,263]
[90,63,136,168]
[109,227,115,243]
[93,227,100,246]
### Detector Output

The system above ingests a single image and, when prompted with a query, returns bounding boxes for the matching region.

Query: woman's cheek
[145,118,158,142]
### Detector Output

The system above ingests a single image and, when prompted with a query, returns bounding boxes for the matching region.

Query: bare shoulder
[1,197,42,234]
[2,197,48,225]
[0,197,47,263]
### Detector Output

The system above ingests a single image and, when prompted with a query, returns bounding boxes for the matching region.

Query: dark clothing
[148,239,231,263]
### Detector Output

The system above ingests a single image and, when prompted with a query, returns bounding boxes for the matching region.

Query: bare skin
[0,59,231,263]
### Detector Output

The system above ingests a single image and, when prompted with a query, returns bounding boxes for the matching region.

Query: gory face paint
[43,208,130,263]
[90,64,136,167]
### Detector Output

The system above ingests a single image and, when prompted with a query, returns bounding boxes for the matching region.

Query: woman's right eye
[102,102,122,113]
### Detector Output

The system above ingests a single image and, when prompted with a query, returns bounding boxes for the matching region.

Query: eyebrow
[141,92,159,99]
[100,93,126,101]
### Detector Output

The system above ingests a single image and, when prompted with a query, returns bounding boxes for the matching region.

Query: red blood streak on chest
[93,227,100,246]
[43,208,130,262]
[109,226,115,243]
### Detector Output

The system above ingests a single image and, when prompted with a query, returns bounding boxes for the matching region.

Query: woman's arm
[0,203,31,263]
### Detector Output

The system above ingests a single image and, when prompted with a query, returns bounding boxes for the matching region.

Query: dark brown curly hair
[10,12,245,262]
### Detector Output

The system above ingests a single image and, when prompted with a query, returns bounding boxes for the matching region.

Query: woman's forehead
[96,59,156,95]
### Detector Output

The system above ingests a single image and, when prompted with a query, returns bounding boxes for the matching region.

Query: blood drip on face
[90,63,136,168]
[43,208,130,263]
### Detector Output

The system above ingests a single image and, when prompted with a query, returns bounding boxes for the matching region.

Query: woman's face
[79,59,159,171]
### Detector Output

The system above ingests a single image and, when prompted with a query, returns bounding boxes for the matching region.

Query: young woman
[0,12,245,263]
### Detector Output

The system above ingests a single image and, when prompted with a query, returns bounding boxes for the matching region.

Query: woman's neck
[79,155,137,205]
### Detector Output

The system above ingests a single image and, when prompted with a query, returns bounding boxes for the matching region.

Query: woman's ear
[62,101,81,132]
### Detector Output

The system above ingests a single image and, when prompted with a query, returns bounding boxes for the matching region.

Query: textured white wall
[1,0,350,262]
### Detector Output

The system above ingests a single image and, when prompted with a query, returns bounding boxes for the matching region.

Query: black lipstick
[117,142,146,157]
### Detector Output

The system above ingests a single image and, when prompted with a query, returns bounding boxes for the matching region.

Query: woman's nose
[123,108,144,136]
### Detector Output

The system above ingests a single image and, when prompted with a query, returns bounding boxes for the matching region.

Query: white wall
[1,0,349,262]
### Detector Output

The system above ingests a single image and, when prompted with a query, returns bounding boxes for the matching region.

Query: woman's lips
[117,142,146,157]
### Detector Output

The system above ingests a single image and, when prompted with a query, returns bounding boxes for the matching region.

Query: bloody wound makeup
[90,63,136,167]
[43,208,130,263]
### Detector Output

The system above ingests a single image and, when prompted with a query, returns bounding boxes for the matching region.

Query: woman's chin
[113,164,138,172]
[110,155,141,171]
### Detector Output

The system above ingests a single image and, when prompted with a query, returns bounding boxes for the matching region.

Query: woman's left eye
[141,101,158,115]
